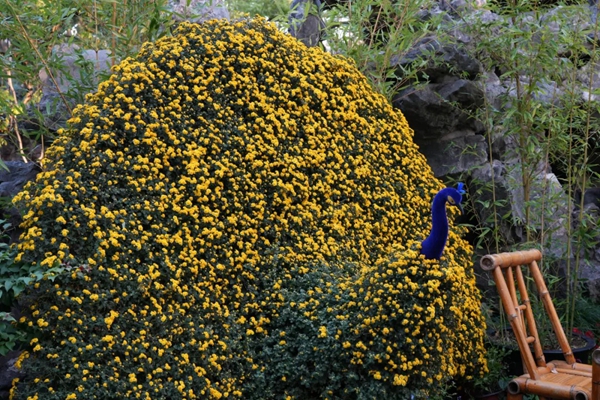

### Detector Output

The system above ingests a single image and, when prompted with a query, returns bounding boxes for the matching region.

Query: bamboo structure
[480,250,600,400]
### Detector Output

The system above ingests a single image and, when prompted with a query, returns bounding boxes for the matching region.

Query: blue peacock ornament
[420,182,466,260]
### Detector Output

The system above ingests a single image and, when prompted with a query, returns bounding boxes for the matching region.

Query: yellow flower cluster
[11,18,485,399]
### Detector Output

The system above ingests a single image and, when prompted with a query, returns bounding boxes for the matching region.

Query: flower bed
[11,17,485,399]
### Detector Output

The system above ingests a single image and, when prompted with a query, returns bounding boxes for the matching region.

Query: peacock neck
[422,192,449,259]
[431,194,449,244]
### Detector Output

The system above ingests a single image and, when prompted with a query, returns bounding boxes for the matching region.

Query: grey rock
[470,160,516,242]
[0,162,40,199]
[0,39,9,54]
[393,77,484,143]
[540,5,594,36]
[473,9,503,25]
[446,0,487,15]
[468,159,572,258]
[482,71,506,112]
[438,77,483,107]
[575,187,600,209]
[505,77,562,106]
[289,0,325,47]
[591,0,600,25]
[419,134,488,177]
[38,44,113,130]
[577,259,600,302]
[394,85,453,141]
[0,162,41,243]
[470,161,509,213]
[583,202,600,215]
[505,163,571,258]
[577,60,600,102]
[489,126,510,160]
[0,350,25,398]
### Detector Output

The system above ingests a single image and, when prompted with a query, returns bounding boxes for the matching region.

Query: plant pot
[489,328,597,376]
[542,332,597,364]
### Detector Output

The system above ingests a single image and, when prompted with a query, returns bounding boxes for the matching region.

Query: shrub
[11,18,485,399]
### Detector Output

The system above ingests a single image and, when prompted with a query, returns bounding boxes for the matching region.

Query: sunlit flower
[11,17,485,400]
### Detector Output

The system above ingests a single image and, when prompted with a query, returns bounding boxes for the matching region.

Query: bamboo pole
[553,368,593,377]
[510,377,590,400]
[483,251,597,400]
[552,361,593,373]
[492,265,541,379]
[480,249,542,270]
[592,349,600,400]
[506,267,519,319]
[515,264,546,368]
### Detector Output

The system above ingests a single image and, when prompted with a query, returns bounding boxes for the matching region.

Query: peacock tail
[11,18,486,400]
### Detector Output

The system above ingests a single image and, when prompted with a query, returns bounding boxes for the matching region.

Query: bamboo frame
[593,350,600,399]
[480,250,600,400]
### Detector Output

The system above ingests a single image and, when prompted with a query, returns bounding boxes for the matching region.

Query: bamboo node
[592,348,600,364]
[480,255,496,271]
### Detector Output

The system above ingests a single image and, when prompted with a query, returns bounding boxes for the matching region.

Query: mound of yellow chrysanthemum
[11,18,485,399]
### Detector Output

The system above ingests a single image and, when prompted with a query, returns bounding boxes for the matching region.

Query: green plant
[226,0,289,20]
[320,0,446,101]
[0,311,26,355]
[10,17,486,399]
[460,0,600,343]
[0,218,73,356]
[470,344,510,397]
[0,245,69,309]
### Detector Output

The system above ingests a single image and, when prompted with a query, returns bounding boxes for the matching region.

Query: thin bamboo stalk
[529,260,576,365]
[552,361,593,373]
[5,1,72,116]
[553,368,593,377]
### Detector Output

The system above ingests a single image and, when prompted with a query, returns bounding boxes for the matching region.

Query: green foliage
[0,218,70,356]
[321,0,445,100]
[0,0,175,161]
[0,311,26,355]
[10,17,485,399]
[0,245,68,308]
[469,344,510,396]
[461,0,600,338]
[0,218,72,304]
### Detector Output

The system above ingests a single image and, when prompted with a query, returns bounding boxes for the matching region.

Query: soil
[489,328,591,351]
